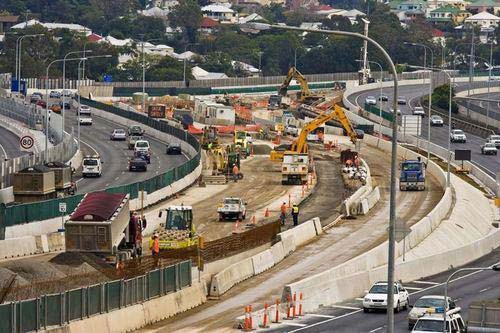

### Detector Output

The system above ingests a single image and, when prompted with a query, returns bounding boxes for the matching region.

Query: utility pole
[361,19,370,85]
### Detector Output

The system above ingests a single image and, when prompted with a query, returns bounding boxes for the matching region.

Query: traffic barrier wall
[342,158,378,216]
[277,218,319,248]
[0,235,39,258]
[252,249,275,275]
[270,241,285,264]
[209,257,254,298]
[279,232,296,257]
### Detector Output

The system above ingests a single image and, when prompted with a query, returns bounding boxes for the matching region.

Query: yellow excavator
[279,66,324,104]
[270,104,358,162]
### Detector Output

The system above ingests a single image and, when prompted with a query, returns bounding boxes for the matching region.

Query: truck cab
[82,155,102,177]
[154,206,197,249]
[400,159,426,191]
[234,130,250,157]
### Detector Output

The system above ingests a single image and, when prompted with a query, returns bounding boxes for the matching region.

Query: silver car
[430,115,444,126]
[408,295,458,329]
[110,129,127,141]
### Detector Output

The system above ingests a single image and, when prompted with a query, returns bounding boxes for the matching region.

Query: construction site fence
[0,260,192,333]
[364,102,394,123]
[0,97,201,230]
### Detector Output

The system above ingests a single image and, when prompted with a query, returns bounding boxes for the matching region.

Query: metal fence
[0,97,201,230]
[0,260,192,333]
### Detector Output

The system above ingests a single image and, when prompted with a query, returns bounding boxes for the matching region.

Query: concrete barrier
[278,218,321,249]
[209,257,254,298]
[0,236,39,258]
[279,233,296,257]
[270,241,285,264]
[252,249,275,274]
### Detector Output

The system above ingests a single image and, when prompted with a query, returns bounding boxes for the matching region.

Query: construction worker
[207,142,213,150]
[232,164,239,182]
[150,234,160,257]
[280,202,287,225]
[291,204,299,227]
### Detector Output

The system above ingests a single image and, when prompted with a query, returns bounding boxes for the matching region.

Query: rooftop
[201,4,234,13]
[430,5,461,13]
[466,10,500,20]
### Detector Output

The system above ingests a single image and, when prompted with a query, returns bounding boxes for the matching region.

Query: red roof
[87,33,103,42]
[200,17,218,28]
[70,192,127,222]
[432,28,445,37]
[316,5,333,11]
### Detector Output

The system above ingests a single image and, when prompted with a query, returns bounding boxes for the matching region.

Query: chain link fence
[0,260,192,333]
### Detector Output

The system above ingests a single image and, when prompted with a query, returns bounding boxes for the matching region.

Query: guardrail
[0,260,192,333]
[0,98,201,239]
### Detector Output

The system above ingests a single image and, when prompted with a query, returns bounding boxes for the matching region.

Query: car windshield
[485,143,496,148]
[224,199,240,205]
[83,159,98,166]
[136,142,149,148]
[432,116,441,120]
[80,105,89,110]
[453,130,464,135]
[369,284,397,294]
[166,210,192,230]
[367,96,375,99]
[115,129,125,134]
[414,319,449,332]
[415,107,423,110]
[490,135,500,140]
[402,163,422,171]
[414,298,445,308]
[236,132,246,140]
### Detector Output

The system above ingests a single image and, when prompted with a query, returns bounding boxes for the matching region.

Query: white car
[379,94,389,102]
[412,106,425,117]
[362,281,410,312]
[397,96,407,105]
[365,96,377,105]
[217,197,247,221]
[79,115,93,125]
[430,115,444,126]
[389,108,402,115]
[450,129,466,143]
[481,141,498,155]
[285,125,299,137]
[486,134,500,147]
[134,140,151,154]
[82,155,102,177]
[408,295,459,329]
[79,104,91,115]
[110,129,127,141]
[411,309,465,333]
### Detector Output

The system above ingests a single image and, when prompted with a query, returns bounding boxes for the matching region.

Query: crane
[270,104,358,161]
[278,66,323,104]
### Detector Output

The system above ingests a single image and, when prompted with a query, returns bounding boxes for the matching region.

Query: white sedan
[430,115,444,126]
[110,129,127,141]
[79,115,93,125]
[365,96,377,105]
[363,281,410,313]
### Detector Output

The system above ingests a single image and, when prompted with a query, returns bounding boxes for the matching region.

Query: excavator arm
[332,105,358,144]
[278,67,312,100]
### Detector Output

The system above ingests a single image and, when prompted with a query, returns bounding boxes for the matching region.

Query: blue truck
[399,159,426,191]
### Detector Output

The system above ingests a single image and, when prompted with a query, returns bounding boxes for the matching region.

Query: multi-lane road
[349,84,500,177]
[0,126,27,161]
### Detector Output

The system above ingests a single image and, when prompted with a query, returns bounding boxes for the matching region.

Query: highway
[61,104,187,194]
[463,92,500,122]
[348,84,500,177]
[264,247,500,333]
[0,126,27,161]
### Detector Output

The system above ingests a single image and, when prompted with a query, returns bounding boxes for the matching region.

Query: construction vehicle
[234,130,251,157]
[217,197,247,221]
[270,105,358,162]
[399,158,426,191]
[201,126,219,149]
[281,152,309,185]
[65,192,144,260]
[279,66,323,104]
[152,205,197,249]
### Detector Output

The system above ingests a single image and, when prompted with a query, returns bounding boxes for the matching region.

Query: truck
[65,192,143,258]
[152,205,197,250]
[399,159,426,191]
[281,152,309,185]
[217,197,247,221]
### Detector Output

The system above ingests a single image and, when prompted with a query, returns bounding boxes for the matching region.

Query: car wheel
[363,307,369,313]
[404,298,409,310]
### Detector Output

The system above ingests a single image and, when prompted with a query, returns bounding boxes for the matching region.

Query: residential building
[192,66,228,80]
[464,10,500,28]
[0,15,18,34]
[428,5,471,24]
[11,19,92,36]
[201,4,237,23]
[194,98,235,125]
[232,61,261,77]
[199,17,219,34]
[288,0,320,10]
[149,0,178,10]
[466,0,500,14]
[315,8,366,24]
[238,13,266,24]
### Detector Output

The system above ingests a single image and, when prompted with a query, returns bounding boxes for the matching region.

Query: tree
[202,52,234,75]
[432,84,458,113]
[259,3,286,23]
[168,0,202,43]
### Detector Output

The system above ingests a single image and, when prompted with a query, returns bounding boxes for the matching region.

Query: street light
[76,55,112,150]
[467,54,493,129]
[136,36,161,113]
[407,64,452,188]
[356,59,384,146]
[15,34,43,94]
[241,22,400,332]
[62,50,93,139]
[404,42,434,162]
[442,264,500,333]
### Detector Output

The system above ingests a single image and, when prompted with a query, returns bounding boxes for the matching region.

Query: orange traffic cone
[232,220,240,234]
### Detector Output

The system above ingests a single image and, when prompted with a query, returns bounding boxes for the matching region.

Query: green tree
[432,84,458,113]
[202,52,234,75]
[168,0,202,43]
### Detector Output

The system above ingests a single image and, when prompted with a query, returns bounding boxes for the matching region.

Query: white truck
[450,129,467,143]
[217,197,247,221]
[362,281,410,313]
[82,155,102,177]
[281,152,309,185]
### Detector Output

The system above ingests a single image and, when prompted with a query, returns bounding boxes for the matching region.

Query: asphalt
[0,126,28,161]
[348,84,500,177]
[463,92,500,122]
[61,101,187,194]
[261,247,500,333]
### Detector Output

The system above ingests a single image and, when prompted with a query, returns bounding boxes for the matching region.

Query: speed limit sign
[19,135,34,151]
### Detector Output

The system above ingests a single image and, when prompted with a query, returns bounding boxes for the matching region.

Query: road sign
[103,74,113,83]
[59,203,67,213]
[402,115,422,136]
[19,135,34,151]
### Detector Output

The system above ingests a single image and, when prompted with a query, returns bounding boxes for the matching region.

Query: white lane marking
[404,286,423,291]
[0,141,8,160]
[413,280,439,285]
[307,314,335,319]
[287,309,363,333]
[479,287,491,293]
[284,323,307,327]
[328,305,361,310]
[369,327,384,333]
[79,138,98,155]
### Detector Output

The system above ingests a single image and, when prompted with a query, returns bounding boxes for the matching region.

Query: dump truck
[399,158,426,191]
[152,205,197,250]
[65,192,144,259]
[45,161,74,195]
[281,152,309,185]
[12,165,57,203]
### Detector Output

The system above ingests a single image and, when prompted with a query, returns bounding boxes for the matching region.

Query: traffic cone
[260,303,270,328]
[298,293,303,316]
[285,296,292,320]
[264,208,270,217]
[273,299,281,323]
[232,220,240,234]
[249,305,253,330]
[292,293,297,318]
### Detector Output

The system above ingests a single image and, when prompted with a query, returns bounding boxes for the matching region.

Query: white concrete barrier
[209,257,254,298]
[252,249,275,274]
[0,236,39,258]
[270,241,285,264]
[279,233,296,257]
[278,218,321,249]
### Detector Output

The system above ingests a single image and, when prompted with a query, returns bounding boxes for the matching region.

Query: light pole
[16,34,43,94]
[405,42,434,162]
[137,37,161,112]
[62,50,93,139]
[182,42,199,87]
[76,55,112,150]
[242,22,400,332]
[443,264,500,333]
[467,54,492,129]
[356,59,384,146]
[258,51,263,76]
[408,64,452,188]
